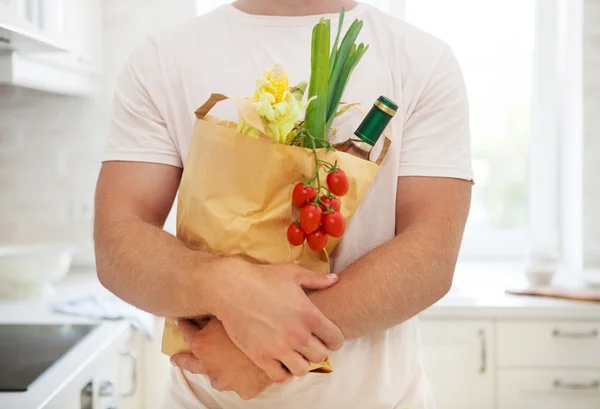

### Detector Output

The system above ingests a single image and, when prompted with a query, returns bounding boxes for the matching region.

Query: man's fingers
[177,319,202,347]
[296,336,329,364]
[312,317,344,351]
[280,353,310,377]
[295,271,338,290]
[258,359,293,383]
[170,353,205,374]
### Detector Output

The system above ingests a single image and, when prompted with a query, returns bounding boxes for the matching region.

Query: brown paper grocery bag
[162,94,391,373]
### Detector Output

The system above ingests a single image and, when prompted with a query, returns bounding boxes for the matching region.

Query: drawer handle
[552,329,598,339]
[553,380,600,390]
[478,329,487,374]
[120,349,138,397]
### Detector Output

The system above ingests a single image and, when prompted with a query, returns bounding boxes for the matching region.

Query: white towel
[53,295,155,338]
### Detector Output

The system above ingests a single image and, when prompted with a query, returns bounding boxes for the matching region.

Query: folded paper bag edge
[195,93,270,141]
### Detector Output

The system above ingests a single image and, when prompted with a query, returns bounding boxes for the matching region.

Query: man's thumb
[296,272,338,290]
[170,353,204,374]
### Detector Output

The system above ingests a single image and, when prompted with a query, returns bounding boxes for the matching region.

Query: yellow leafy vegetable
[239,64,311,144]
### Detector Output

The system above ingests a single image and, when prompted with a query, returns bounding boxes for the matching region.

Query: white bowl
[525,266,556,287]
[582,269,600,289]
[0,243,77,298]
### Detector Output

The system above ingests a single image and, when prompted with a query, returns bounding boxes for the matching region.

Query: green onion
[303,9,368,145]
[305,19,331,143]
[326,43,369,131]
[329,7,345,77]
[327,19,363,121]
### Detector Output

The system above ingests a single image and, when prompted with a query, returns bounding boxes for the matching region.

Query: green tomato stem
[307,131,323,201]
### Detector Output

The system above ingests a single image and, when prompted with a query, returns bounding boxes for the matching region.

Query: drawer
[497,321,600,368]
[498,369,600,409]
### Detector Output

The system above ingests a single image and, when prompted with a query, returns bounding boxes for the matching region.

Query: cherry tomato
[307,228,329,251]
[322,211,345,238]
[292,183,317,208]
[320,196,341,213]
[327,170,349,196]
[305,186,317,203]
[287,222,306,246]
[299,204,322,234]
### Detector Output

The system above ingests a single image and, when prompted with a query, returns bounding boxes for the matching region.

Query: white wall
[583,0,600,268]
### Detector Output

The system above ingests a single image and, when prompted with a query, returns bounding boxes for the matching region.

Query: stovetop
[0,324,97,392]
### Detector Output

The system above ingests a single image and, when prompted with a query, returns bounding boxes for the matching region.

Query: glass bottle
[334,96,398,161]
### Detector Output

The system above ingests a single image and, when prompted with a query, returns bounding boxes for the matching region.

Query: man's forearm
[95,215,229,318]
[309,227,456,339]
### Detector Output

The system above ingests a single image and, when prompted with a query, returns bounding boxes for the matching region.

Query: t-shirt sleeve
[103,39,183,168]
[398,46,474,182]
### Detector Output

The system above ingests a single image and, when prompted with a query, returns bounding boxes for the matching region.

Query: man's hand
[213,260,344,383]
[171,318,273,400]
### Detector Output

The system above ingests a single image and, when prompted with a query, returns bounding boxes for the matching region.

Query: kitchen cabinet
[118,330,144,409]
[420,320,495,409]
[35,326,143,409]
[497,320,600,409]
[0,0,102,94]
[59,0,102,70]
[421,317,600,409]
[30,0,102,73]
[498,369,600,409]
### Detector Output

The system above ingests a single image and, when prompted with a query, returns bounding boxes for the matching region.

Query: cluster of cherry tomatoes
[287,169,349,251]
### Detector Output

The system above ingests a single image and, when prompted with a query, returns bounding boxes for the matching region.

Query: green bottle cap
[376,96,399,114]
[355,96,398,146]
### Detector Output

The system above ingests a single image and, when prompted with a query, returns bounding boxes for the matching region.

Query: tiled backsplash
[0,85,105,264]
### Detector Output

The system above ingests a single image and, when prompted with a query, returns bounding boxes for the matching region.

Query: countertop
[423,262,600,320]
[0,273,130,409]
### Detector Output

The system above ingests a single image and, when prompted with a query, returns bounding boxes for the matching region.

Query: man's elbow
[93,227,116,293]
[95,262,112,292]
[431,265,455,302]
[95,250,114,293]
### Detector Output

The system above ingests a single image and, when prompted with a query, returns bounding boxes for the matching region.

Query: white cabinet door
[61,0,102,69]
[142,317,172,409]
[420,320,495,409]
[498,369,600,409]
[118,330,144,409]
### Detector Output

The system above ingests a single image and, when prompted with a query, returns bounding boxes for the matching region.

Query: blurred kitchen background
[0,1,599,408]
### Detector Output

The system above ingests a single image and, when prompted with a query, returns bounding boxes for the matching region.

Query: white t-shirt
[106,4,473,409]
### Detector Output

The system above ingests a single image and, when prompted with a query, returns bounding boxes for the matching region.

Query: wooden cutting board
[506,287,600,302]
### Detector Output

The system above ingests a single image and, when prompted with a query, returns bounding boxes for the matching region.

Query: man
[94,0,473,408]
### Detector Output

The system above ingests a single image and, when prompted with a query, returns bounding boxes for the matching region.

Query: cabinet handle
[553,379,600,390]
[120,349,138,397]
[98,380,115,397]
[552,328,598,339]
[478,329,487,374]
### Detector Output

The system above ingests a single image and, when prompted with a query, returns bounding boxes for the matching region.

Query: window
[194,1,576,262]
[404,0,538,258]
